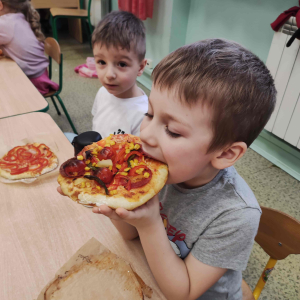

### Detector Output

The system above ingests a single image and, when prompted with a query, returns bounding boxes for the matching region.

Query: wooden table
[0,112,165,300]
[0,58,49,119]
[32,0,83,43]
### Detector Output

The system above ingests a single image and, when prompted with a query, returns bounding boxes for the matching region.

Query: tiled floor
[46,35,300,300]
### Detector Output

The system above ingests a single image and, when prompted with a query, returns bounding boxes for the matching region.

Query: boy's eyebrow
[118,55,132,61]
[162,113,191,128]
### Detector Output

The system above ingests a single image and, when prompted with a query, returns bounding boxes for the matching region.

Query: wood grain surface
[0,113,165,300]
[31,0,79,9]
[0,58,48,119]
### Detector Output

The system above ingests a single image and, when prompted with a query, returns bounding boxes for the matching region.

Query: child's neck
[115,83,142,99]
[179,166,221,189]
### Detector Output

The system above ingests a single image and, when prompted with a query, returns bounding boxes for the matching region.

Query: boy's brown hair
[92,10,146,61]
[152,39,277,153]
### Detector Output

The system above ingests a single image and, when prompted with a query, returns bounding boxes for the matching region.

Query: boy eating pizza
[90,39,276,300]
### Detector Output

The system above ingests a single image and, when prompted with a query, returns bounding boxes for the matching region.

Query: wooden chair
[50,0,93,43]
[242,206,300,300]
[44,37,78,134]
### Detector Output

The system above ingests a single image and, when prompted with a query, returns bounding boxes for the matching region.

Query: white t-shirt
[92,86,148,138]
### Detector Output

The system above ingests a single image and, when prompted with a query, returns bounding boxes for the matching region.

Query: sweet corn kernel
[144,172,150,178]
[96,186,101,190]
[91,151,98,155]
[116,164,121,169]
[120,172,128,176]
[85,167,90,171]
[85,159,91,165]
[139,162,146,166]
[81,182,86,188]
[98,146,103,151]
[92,162,96,167]
[125,149,131,154]
[104,144,111,147]
[136,168,144,174]
[130,160,138,167]
[96,158,100,162]
[77,155,83,160]
[85,172,91,175]
[110,190,117,195]
[110,141,116,145]
[134,158,138,163]
[124,167,130,172]
[129,143,134,150]
[134,144,140,150]
[108,166,112,170]
[86,182,91,187]
[107,135,111,140]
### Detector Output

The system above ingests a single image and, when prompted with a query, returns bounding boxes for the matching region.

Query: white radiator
[265,17,300,150]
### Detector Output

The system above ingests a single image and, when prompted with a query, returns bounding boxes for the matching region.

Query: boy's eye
[144,113,153,118]
[118,62,127,68]
[165,126,181,138]
[97,60,106,65]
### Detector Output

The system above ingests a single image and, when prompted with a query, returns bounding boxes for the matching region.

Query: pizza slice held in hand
[58,134,168,210]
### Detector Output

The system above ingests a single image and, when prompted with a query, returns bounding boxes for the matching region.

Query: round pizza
[58,134,168,210]
[0,143,58,180]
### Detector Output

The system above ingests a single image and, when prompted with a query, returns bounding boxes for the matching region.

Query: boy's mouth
[105,83,118,88]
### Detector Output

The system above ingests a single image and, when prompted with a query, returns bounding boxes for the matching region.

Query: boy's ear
[211,142,247,170]
[137,59,147,76]
[0,2,3,11]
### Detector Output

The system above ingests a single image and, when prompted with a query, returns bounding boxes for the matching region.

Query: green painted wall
[112,0,296,67]
[186,0,296,63]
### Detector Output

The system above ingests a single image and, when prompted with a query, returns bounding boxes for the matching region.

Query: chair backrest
[255,206,300,260]
[44,37,61,65]
[80,0,92,10]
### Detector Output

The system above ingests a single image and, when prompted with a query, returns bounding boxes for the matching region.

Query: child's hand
[57,186,65,195]
[92,195,161,230]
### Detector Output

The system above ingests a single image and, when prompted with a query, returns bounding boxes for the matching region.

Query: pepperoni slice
[60,158,86,178]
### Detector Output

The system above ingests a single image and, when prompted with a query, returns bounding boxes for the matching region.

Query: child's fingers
[115,207,131,219]
[57,186,66,196]
[93,204,122,220]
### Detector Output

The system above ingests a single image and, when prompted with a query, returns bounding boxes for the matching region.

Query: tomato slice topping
[38,144,52,157]
[3,154,17,162]
[10,166,29,175]
[97,147,115,161]
[115,147,126,164]
[124,150,142,162]
[93,167,113,184]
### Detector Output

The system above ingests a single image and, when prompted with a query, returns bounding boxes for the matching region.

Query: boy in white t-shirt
[91,11,148,138]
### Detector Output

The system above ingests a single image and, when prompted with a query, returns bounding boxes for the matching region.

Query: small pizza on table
[58,134,168,210]
[0,143,58,180]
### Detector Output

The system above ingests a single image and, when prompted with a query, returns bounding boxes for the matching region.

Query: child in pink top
[0,0,58,95]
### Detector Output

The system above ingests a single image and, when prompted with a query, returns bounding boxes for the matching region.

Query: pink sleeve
[0,19,14,45]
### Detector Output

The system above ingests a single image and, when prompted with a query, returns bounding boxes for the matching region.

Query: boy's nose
[140,121,157,148]
[105,66,117,80]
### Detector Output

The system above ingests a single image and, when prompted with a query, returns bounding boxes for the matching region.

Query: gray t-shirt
[159,166,261,300]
